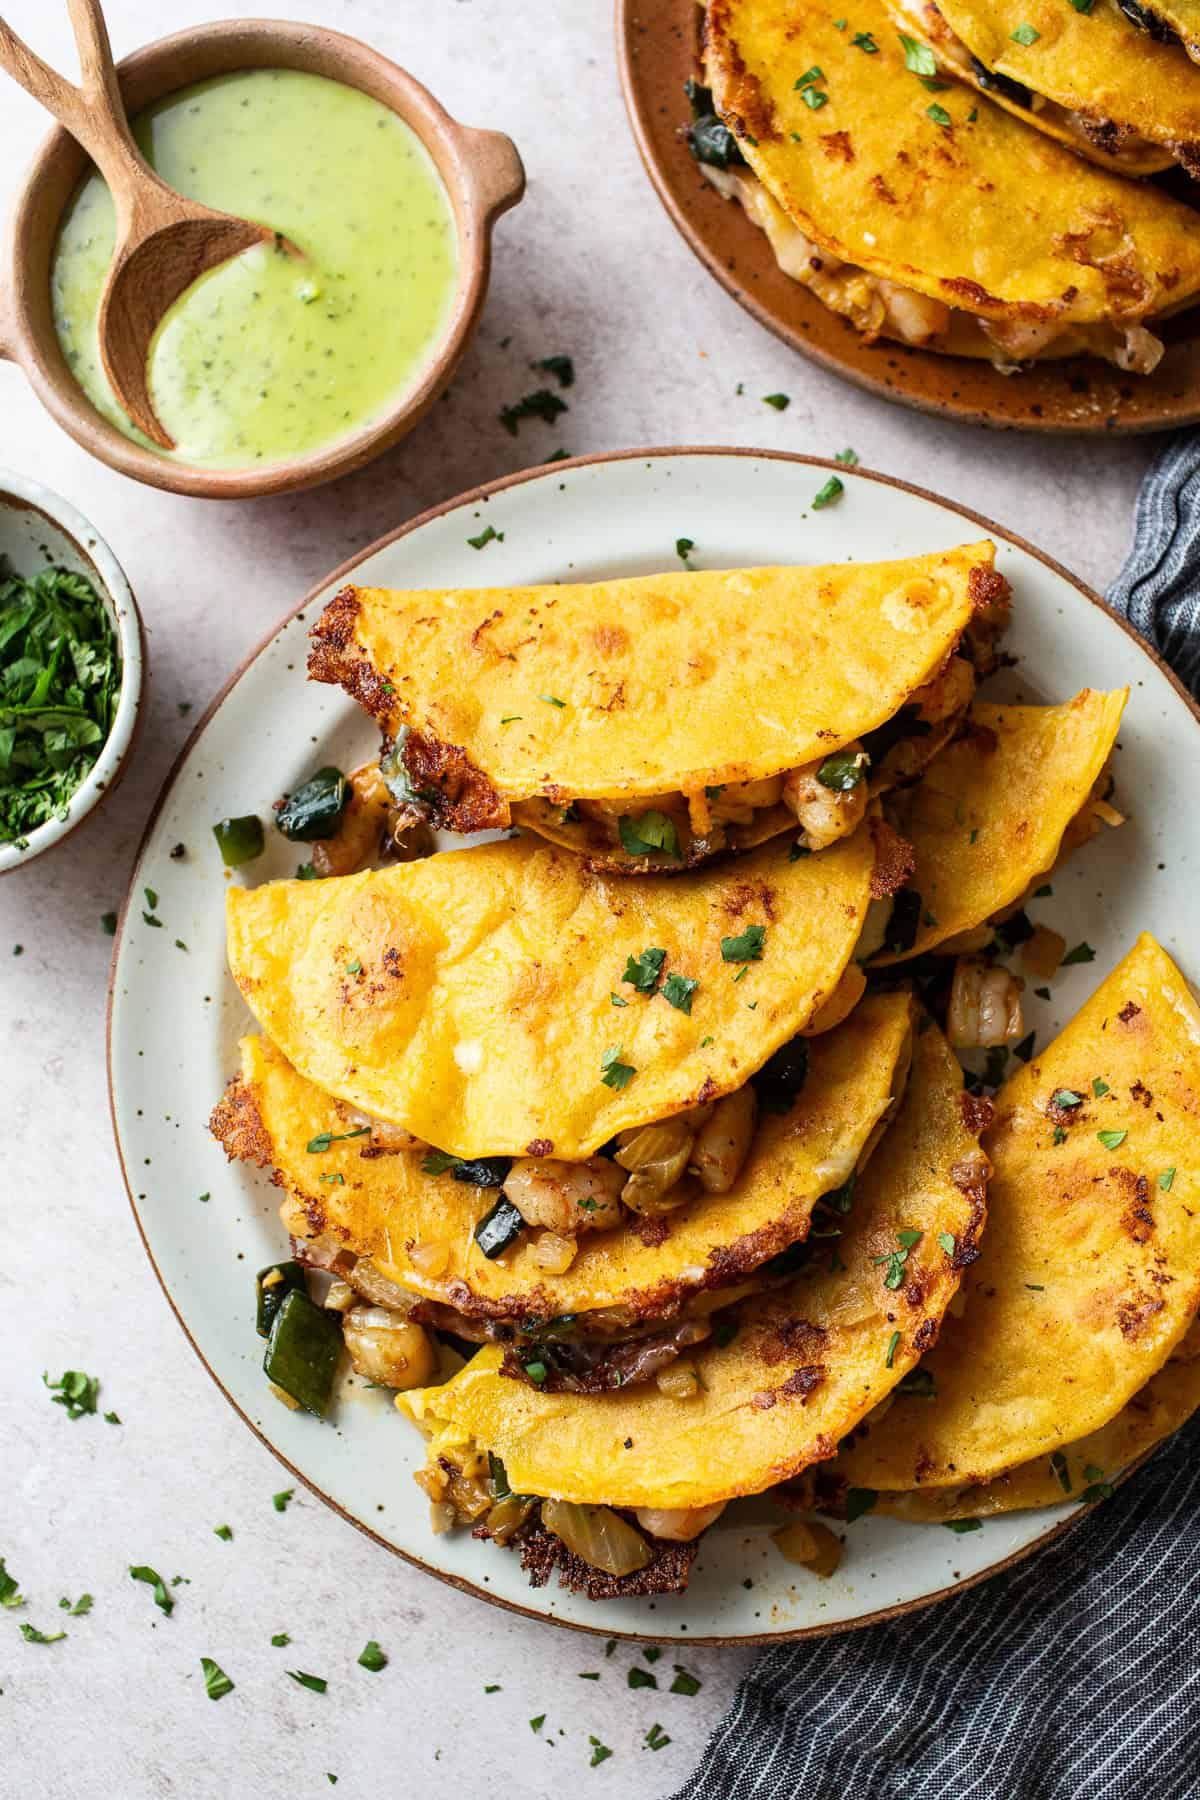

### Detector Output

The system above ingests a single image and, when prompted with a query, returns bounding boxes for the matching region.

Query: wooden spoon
[0,0,300,449]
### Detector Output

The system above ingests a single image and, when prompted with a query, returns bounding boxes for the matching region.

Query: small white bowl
[0,469,144,874]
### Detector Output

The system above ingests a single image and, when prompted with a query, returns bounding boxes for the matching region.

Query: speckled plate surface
[617,0,1200,434]
[108,448,1200,1641]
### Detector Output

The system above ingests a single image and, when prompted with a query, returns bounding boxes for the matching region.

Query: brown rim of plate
[106,446,1200,1643]
[616,0,1200,436]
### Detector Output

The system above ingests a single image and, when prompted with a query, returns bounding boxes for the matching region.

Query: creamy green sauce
[51,69,459,469]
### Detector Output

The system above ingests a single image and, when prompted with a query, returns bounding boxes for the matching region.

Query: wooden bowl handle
[459,128,525,223]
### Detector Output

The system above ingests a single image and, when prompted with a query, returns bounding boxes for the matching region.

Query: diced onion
[323,1278,357,1312]
[634,1502,725,1541]
[655,1362,700,1400]
[530,1230,578,1273]
[541,1499,652,1576]
[770,1519,843,1577]
[409,1240,451,1277]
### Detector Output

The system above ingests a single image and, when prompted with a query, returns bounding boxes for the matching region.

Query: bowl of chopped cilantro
[0,470,143,873]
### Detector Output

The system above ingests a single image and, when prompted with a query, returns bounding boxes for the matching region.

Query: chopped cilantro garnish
[101,911,118,934]
[629,1667,658,1689]
[129,1565,173,1615]
[43,1369,99,1419]
[1053,1125,1067,1145]
[851,30,878,50]
[1159,1168,1176,1192]
[344,958,362,976]
[721,923,766,963]
[1034,986,1051,1000]
[306,1126,370,1154]
[0,1557,25,1609]
[0,563,120,846]
[835,447,859,464]
[539,693,566,708]
[213,1525,233,1542]
[421,1149,458,1176]
[645,1724,672,1751]
[812,475,844,510]
[1050,1449,1072,1494]
[500,389,568,435]
[899,34,937,74]
[817,748,867,790]
[578,1670,600,1680]
[467,525,503,550]
[589,1737,613,1766]
[1069,0,1093,10]
[1081,1470,1114,1503]
[1051,1088,1084,1110]
[942,1518,982,1533]
[610,992,628,1007]
[845,1487,878,1522]
[763,392,791,409]
[523,1360,548,1384]
[358,1640,387,1672]
[272,1489,294,1513]
[600,1045,636,1090]
[938,1231,956,1256]
[1092,1078,1109,1096]
[1061,942,1095,965]
[676,537,695,564]
[643,1647,662,1663]
[662,972,699,1014]
[271,1632,291,1647]
[288,1670,327,1694]
[795,64,824,86]
[201,1656,235,1699]
[700,1034,715,1047]
[20,1622,67,1643]
[59,1593,92,1615]
[801,85,828,109]
[1013,1031,1036,1064]
[670,1665,702,1696]
[624,946,667,993]
[484,1683,501,1693]
[926,101,952,128]
[618,810,681,860]
[318,1172,344,1186]
[884,1330,901,1368]
[1097,1129,1127,1151]
[1010,21,1040,41]
[530,1714,546,1733]
[500,714,522,725]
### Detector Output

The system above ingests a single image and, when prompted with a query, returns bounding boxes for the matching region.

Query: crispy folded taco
[307,546,1008,870]
[699,0,1200,373]
[225,830,881,1162]
[886,0,1200,177]
[1122,0,1200,63]
[834,1319,1200,1522]
[393,1017,989,1597]
[830,935,1200,1494]
[211,993,914,1382]
[865,689,1127,963]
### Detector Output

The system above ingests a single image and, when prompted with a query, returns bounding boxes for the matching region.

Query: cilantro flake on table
[845,1487,878,1522]
[0,1557,25,1609]
[629,1666,658,1689]
[59,1593,93,1615]
[201,1656,234,1700]
[0,562,120,846]
[271,1632,291,1647]
[1061,941,1095,965]
[812,476,844,510]
[762,392,791,409]
[358,1640,387,1672]
[44,1369,99,1419]
[500,389,568,435]
[288,1669,327,1694]
[213,1525,233,1542]
[272,1489,294,1513]
[20,1622,67,1643]
[129,1566,173,1616]
[467,525,503,551]
[670,1665,702,1696]
[589,1736,614,1765]
[645,1723,672,1751]
[532,354,575,389]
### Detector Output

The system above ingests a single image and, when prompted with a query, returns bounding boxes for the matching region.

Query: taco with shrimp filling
[825,936,1200,1503]
[392,1014,988,1597]
[211,991,914,1391]
[884,0,1200,178]
[697,0,1200,373]
[307,545,1008,871]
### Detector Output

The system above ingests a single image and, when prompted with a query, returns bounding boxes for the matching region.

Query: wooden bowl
[0,467,144,876]
[618,0,1200,434]
[0,19,525,498]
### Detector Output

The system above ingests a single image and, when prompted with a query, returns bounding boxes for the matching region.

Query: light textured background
[0,2,1159,1795]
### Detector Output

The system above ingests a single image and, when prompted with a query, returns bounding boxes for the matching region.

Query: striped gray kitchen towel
[672,435,1200,1800]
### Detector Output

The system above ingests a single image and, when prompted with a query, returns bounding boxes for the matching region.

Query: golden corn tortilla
[212,992,914,1324]
[894,0,1200,176]
[396,1017,988,1510]
[226,829,875,1159]
[866,1320,1200,1521]
[704,0,1200,329]
[872,690,1127,964]
[834,935,1200,1491]
[306,545,994,824]
[1142,0,1200,61]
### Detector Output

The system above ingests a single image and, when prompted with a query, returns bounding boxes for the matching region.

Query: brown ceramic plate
[616,0,1200,433]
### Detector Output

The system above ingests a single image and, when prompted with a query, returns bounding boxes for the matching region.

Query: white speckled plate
[107,448,1200,1642]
